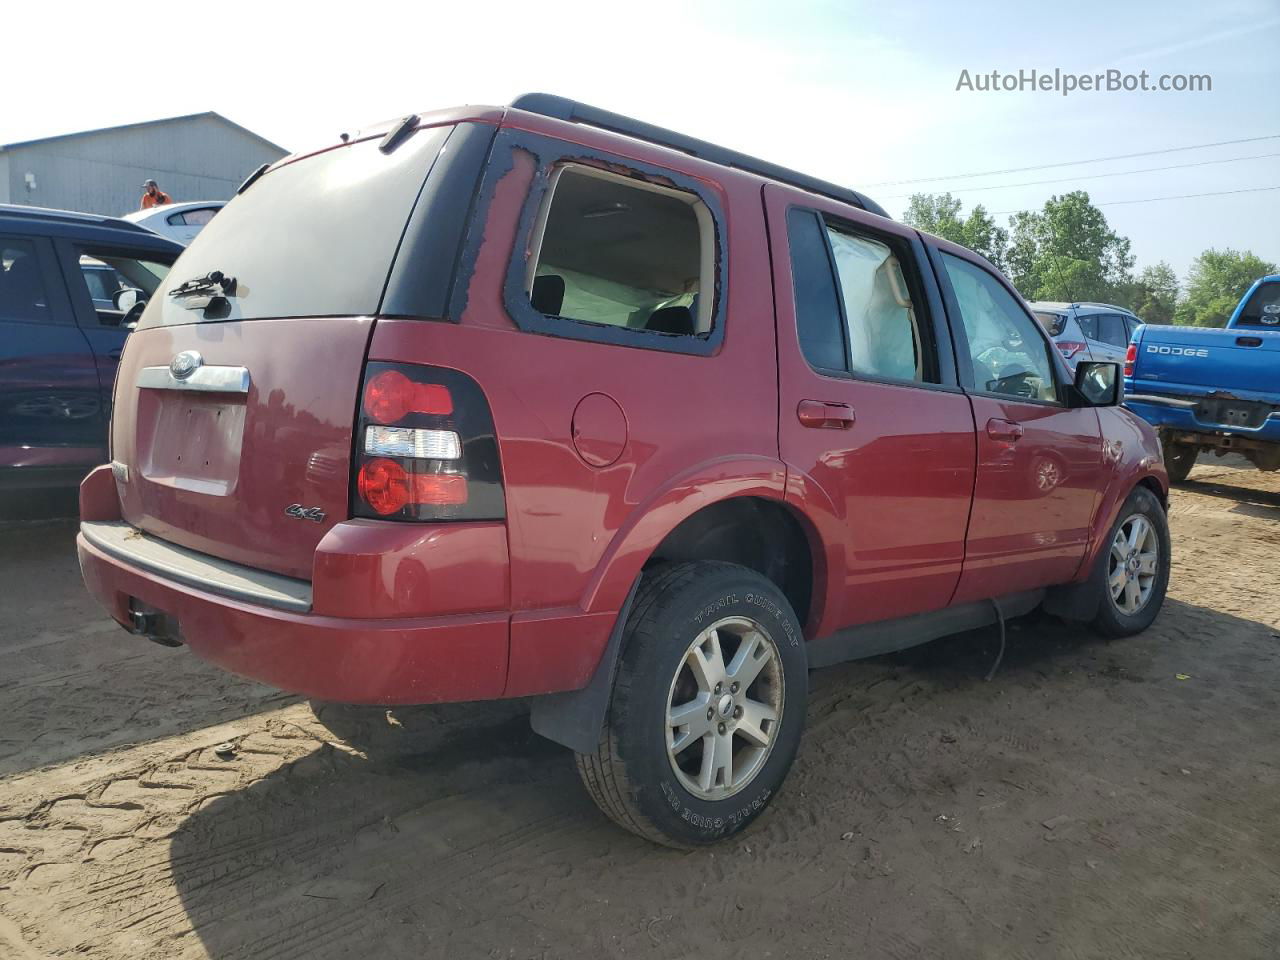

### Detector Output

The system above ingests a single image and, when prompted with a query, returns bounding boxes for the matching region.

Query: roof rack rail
[509,93,889,219]
[1071,301,1133,313]
[0,203,149,232]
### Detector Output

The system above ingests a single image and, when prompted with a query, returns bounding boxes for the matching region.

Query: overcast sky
[7,0,1277,278]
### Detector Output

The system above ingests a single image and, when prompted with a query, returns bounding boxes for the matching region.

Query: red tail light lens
[1056,340,1087,359]
[1124,343,1137,377]
[352,362,504,523]
[358,457,410,515]
[363,369,453,423]
[357,458,469,515]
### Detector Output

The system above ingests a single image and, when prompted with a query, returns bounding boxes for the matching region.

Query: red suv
[78,95,1171,847]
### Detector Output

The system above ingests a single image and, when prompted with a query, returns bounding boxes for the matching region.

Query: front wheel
[1091,486,1171,638]
[576,562,808,848]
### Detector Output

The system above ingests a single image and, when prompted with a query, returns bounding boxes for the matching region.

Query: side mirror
[1072,361,1121,407]
[112,287,144,312]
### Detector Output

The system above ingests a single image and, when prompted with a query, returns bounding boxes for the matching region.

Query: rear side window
[527,165,712,336]
[1097,314,1131,347]
[1034,311,1067,336]
[785,208,934,384]
[1236,282,1280,328]
[786,208,846,372]
[0,237,51,323]
[1078,314,1100,340]
[166,207,219,227]
[143,127,452,327]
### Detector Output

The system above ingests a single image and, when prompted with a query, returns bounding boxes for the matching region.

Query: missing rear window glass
[526,165,713,336]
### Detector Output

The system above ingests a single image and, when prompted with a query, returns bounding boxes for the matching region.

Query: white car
[121,201,225,246]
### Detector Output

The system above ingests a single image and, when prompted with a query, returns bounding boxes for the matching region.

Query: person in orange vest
[140,179,172,209]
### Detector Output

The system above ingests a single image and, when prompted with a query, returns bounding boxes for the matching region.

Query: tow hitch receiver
[126,599,184,647]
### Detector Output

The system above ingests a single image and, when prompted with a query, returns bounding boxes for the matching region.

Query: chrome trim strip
[81,520,312,613]
[137,365,251,394]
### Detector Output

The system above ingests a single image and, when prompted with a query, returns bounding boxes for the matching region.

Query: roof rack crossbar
[509,93,888,219]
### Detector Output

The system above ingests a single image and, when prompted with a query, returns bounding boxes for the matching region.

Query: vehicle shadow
[161,596,1280,960]
[1178,475,1280,517]
[0,520,295,778]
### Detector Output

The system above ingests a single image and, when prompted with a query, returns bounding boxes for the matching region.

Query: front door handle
[106,349,123,360]
[986,418,1024,442]
[798,400,855,429]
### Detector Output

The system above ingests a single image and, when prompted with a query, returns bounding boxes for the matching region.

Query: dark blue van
[0,205,182,491]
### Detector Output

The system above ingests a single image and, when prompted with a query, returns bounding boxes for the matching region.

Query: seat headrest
[646,305,694,336]
[530,274,565,316]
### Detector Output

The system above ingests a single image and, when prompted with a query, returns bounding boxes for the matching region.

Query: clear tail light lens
[352,362,504,522]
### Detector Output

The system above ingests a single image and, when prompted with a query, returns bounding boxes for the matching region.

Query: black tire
[1164,442,1197,483]
[576,562,807,848]
[1090,486,1171,638]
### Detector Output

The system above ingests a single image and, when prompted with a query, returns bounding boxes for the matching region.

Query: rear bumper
[78,529,510,704]
[76,463,512,704]
[1123,393,1280,445]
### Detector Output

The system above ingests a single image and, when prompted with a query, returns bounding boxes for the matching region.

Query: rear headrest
[530,274,565,316]
[646,305,694,336]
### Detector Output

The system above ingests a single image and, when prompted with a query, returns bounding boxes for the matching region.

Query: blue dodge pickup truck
[1124,275,1280,481]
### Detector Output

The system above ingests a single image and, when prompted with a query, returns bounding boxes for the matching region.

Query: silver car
[1030,301,1144,371]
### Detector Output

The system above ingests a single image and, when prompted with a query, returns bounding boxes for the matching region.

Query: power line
[865,134,1280,187]
[989,184,1280,215]
[880,151,1280,200]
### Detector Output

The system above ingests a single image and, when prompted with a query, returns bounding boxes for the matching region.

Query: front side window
[0,237,51,323]
[76,249,173,325]
[527,165,712,336]
[942,253,1058,403]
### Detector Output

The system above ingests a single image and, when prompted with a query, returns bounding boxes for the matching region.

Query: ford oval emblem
[169,350,203,380]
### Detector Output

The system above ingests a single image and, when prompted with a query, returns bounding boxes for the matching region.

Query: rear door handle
[986,418,1024,442]
[798,400,855,429]
[106,349,123,360]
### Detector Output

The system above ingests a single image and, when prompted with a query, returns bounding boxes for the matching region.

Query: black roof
[510,93,890,219]
[0,204,183,253]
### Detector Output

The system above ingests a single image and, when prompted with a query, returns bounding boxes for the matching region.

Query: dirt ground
[1,457,1278,960]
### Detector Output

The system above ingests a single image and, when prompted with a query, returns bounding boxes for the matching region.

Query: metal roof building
[0,112,287,217]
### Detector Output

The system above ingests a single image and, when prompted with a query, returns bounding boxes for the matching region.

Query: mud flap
[528,579,640,755]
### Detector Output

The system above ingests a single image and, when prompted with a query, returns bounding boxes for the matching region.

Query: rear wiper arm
[169,270,237,299]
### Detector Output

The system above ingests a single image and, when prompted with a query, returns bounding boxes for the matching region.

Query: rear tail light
[1056,340,1088,360]
[352,362,504,522]
[1124,343,1137,377]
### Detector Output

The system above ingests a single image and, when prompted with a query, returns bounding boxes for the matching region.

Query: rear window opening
[1236,282,1280,328]
[1034,311,1067,337]
[525,164,714,336]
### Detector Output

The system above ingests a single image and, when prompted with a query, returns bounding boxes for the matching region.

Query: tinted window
[1097,314,1130,347]
[1035,311,1067,336]
[0,237,51,323]
[144,128,451,327]
[827,226,929,382]
[1235,281,1280,328]
[786,208,846,372]
[166,207,219,227]
[528,165,711,335]
[942,253,1058,403]
[1078,314,1100,340]
[80,263,123,302]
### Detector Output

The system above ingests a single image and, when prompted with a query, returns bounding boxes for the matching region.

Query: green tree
[902,193,1008,269]
[1174,248,1277,327]
[1122,262,1179,325]
[1004,191,1135,303]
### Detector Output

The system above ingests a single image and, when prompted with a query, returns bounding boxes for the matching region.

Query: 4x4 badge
[284,504,326,523]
